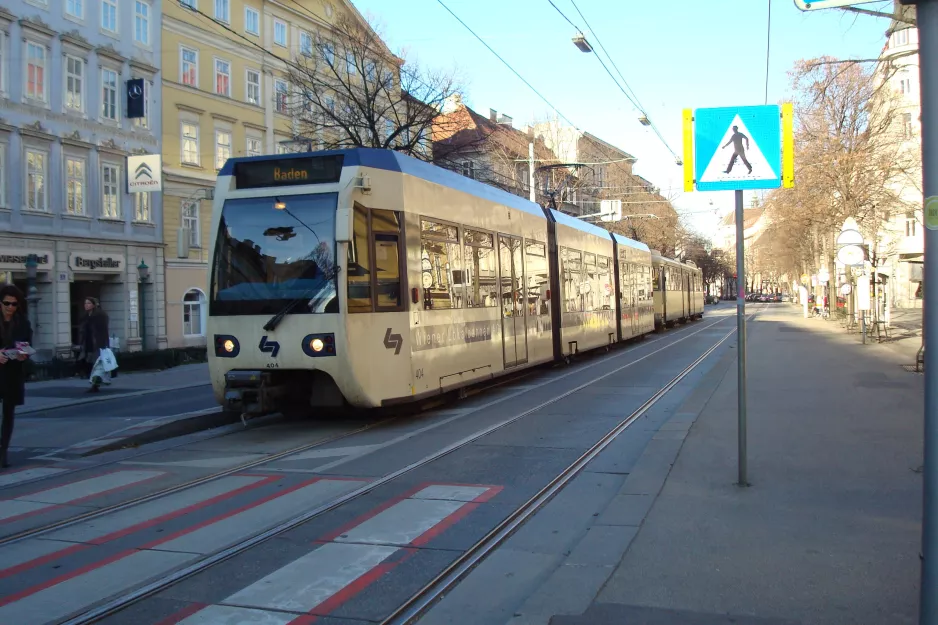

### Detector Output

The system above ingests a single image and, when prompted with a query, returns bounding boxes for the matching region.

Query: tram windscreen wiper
[263,271,320,332]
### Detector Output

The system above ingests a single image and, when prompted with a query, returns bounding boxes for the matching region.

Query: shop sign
[0,249,54,271]
[70,253,125,273]
[127,154,162,193]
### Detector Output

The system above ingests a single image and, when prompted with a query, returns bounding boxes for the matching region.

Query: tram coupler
[224,370,288,420]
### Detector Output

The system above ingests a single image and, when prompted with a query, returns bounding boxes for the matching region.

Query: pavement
[453,302,920,625]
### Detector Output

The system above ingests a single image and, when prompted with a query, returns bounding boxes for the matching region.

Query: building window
[183,289,206,336]
[65,55,83,112]
[182,200,200,247]
[346,51,356,75]
[26,149,47,211]
[365,60,376,82]
[66,0,84,19]
[215,59,230,96]
[182,122,200,165]
[275,79,289,114]
[247,137,262,156]
[246,69,260,104]
[66,157,85,215]
[214,0,229,22]
[321,41,335,66]
[461,161,474,179]
[134,192,150,222]
[180,0,195,7]
[101,164,120,219]
[26,42,47,103]
[906,212,917,237]
[300,32,313,57]
[101,0,118,32]
[894,29,909,47]
[385,118,395,144]
[134,1,150,45]
[245,6,259,35]
[274,20,287,47]
[181,47,198,87]
[101,68,118,120]
[904,112,914,138]
[132,79,149,129]
[0,146,5,206]
[215,130,231,170]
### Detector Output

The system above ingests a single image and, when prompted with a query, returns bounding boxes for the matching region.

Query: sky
[348,0,896,239]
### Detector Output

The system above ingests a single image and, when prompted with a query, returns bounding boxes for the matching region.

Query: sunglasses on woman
[1,300,18,308]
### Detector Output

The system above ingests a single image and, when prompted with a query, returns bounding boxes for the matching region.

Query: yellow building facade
[161,0,370,347]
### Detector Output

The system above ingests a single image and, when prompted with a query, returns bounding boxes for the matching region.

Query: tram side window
[561,248,584,313]
[372,209,402,309]
[464,229,498,308]
[525,241,550,316]
[584,253,600,311]
[348,205,404,313]
[420,219,461,310]
[347,205,372,313]
[599,256,613,310]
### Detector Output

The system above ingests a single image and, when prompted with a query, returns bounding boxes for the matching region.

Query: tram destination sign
[233,155,344,189]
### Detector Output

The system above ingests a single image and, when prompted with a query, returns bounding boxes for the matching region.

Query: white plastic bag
[98,347,118,372]
[89,358,112,385]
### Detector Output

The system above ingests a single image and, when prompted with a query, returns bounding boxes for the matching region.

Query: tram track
[0,311,721,546]
[49,310,743,625]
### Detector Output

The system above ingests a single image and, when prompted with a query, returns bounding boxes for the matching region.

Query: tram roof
[610,232,651,254]
[549,209,615,241]
[218,148,546,219]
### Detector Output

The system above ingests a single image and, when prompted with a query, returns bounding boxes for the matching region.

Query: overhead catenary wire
[434,0,582,132]
[562,0,681,163]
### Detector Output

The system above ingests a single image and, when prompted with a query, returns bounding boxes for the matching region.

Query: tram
[206,148,702,414]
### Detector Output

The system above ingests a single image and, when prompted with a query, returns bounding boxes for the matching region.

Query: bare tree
[285,14,463,159]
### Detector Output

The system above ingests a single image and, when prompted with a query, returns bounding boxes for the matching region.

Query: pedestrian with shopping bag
[0,285,33,468]
[78,297,112,393]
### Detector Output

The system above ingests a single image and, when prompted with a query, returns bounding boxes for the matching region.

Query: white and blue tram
[207,149,700,414]
[651,253,705,329]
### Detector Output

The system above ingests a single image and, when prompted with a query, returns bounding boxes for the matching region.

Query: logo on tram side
[259,335,280,357]
[384,328,403,355]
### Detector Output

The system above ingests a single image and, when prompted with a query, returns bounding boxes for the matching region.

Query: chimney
[497,114,513,127]
[489,108,498,122]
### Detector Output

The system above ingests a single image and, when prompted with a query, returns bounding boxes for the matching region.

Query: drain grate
[901,364,923,374]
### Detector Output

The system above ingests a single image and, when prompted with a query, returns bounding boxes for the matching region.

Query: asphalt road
[0,308,737,625]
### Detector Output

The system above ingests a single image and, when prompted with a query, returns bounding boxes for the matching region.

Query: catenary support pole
[529,142,536,203]
[735,188,748,487]
[920,2,937,623]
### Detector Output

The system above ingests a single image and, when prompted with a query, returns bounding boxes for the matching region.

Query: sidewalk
[544,304,922,624]
[20,362,211,414]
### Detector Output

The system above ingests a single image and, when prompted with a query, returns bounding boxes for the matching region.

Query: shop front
[0,236,166,361]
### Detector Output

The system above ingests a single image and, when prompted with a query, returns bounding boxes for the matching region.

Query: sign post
[683,103,794,487]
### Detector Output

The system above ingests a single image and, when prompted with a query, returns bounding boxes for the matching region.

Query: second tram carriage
[207,148,703,414]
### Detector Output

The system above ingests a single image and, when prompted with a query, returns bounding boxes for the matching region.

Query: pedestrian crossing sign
[684,104,793,192]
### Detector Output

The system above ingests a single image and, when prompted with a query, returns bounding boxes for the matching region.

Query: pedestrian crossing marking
[698,115,777,185]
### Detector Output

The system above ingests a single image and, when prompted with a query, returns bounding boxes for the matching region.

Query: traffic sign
[793,1,880,10]
[693,105,782,191]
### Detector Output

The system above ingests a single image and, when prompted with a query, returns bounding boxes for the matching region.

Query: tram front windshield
[210,192,338,316]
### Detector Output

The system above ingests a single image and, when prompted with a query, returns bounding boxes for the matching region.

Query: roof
[217,148,546,219]
[432,103,555,162]
[611,232,651,254]
[581,131,636,162]
[549,208,614,241]
[721,207,765,229]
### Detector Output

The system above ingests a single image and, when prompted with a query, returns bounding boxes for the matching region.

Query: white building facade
[0,1,165,361]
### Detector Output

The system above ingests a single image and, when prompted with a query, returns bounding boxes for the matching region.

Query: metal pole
[529,142,536,203]
[920,2,938,622]
[735,188,748,487]
[139,283,147,352]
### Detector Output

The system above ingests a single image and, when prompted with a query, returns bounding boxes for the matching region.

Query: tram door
[685,272,692,316]
[498,235,528,368]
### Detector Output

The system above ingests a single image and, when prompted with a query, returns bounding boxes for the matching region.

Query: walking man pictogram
[722,125,753,175]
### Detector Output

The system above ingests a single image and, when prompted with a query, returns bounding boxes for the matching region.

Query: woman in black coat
[78,297,109,392]
[0,285,33,468]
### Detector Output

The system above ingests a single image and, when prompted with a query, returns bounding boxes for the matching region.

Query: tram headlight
[302,333,336,357]
[214,335,240,358]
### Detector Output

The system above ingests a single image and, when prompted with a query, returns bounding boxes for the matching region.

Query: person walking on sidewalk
[78,297,109,393]
[0,285,32,469]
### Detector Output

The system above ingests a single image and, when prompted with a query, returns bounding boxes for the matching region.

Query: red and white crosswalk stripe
[0,477,367,625]
[170,483,502,624]
[0,470,164,524]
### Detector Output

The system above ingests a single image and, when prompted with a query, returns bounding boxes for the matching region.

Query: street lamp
[572,32,592,53]
[25,254,40,338]
[137,260,150,351]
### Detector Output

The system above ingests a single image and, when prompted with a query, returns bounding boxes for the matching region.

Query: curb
[83,407,237,456]
[20,381,212,415]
